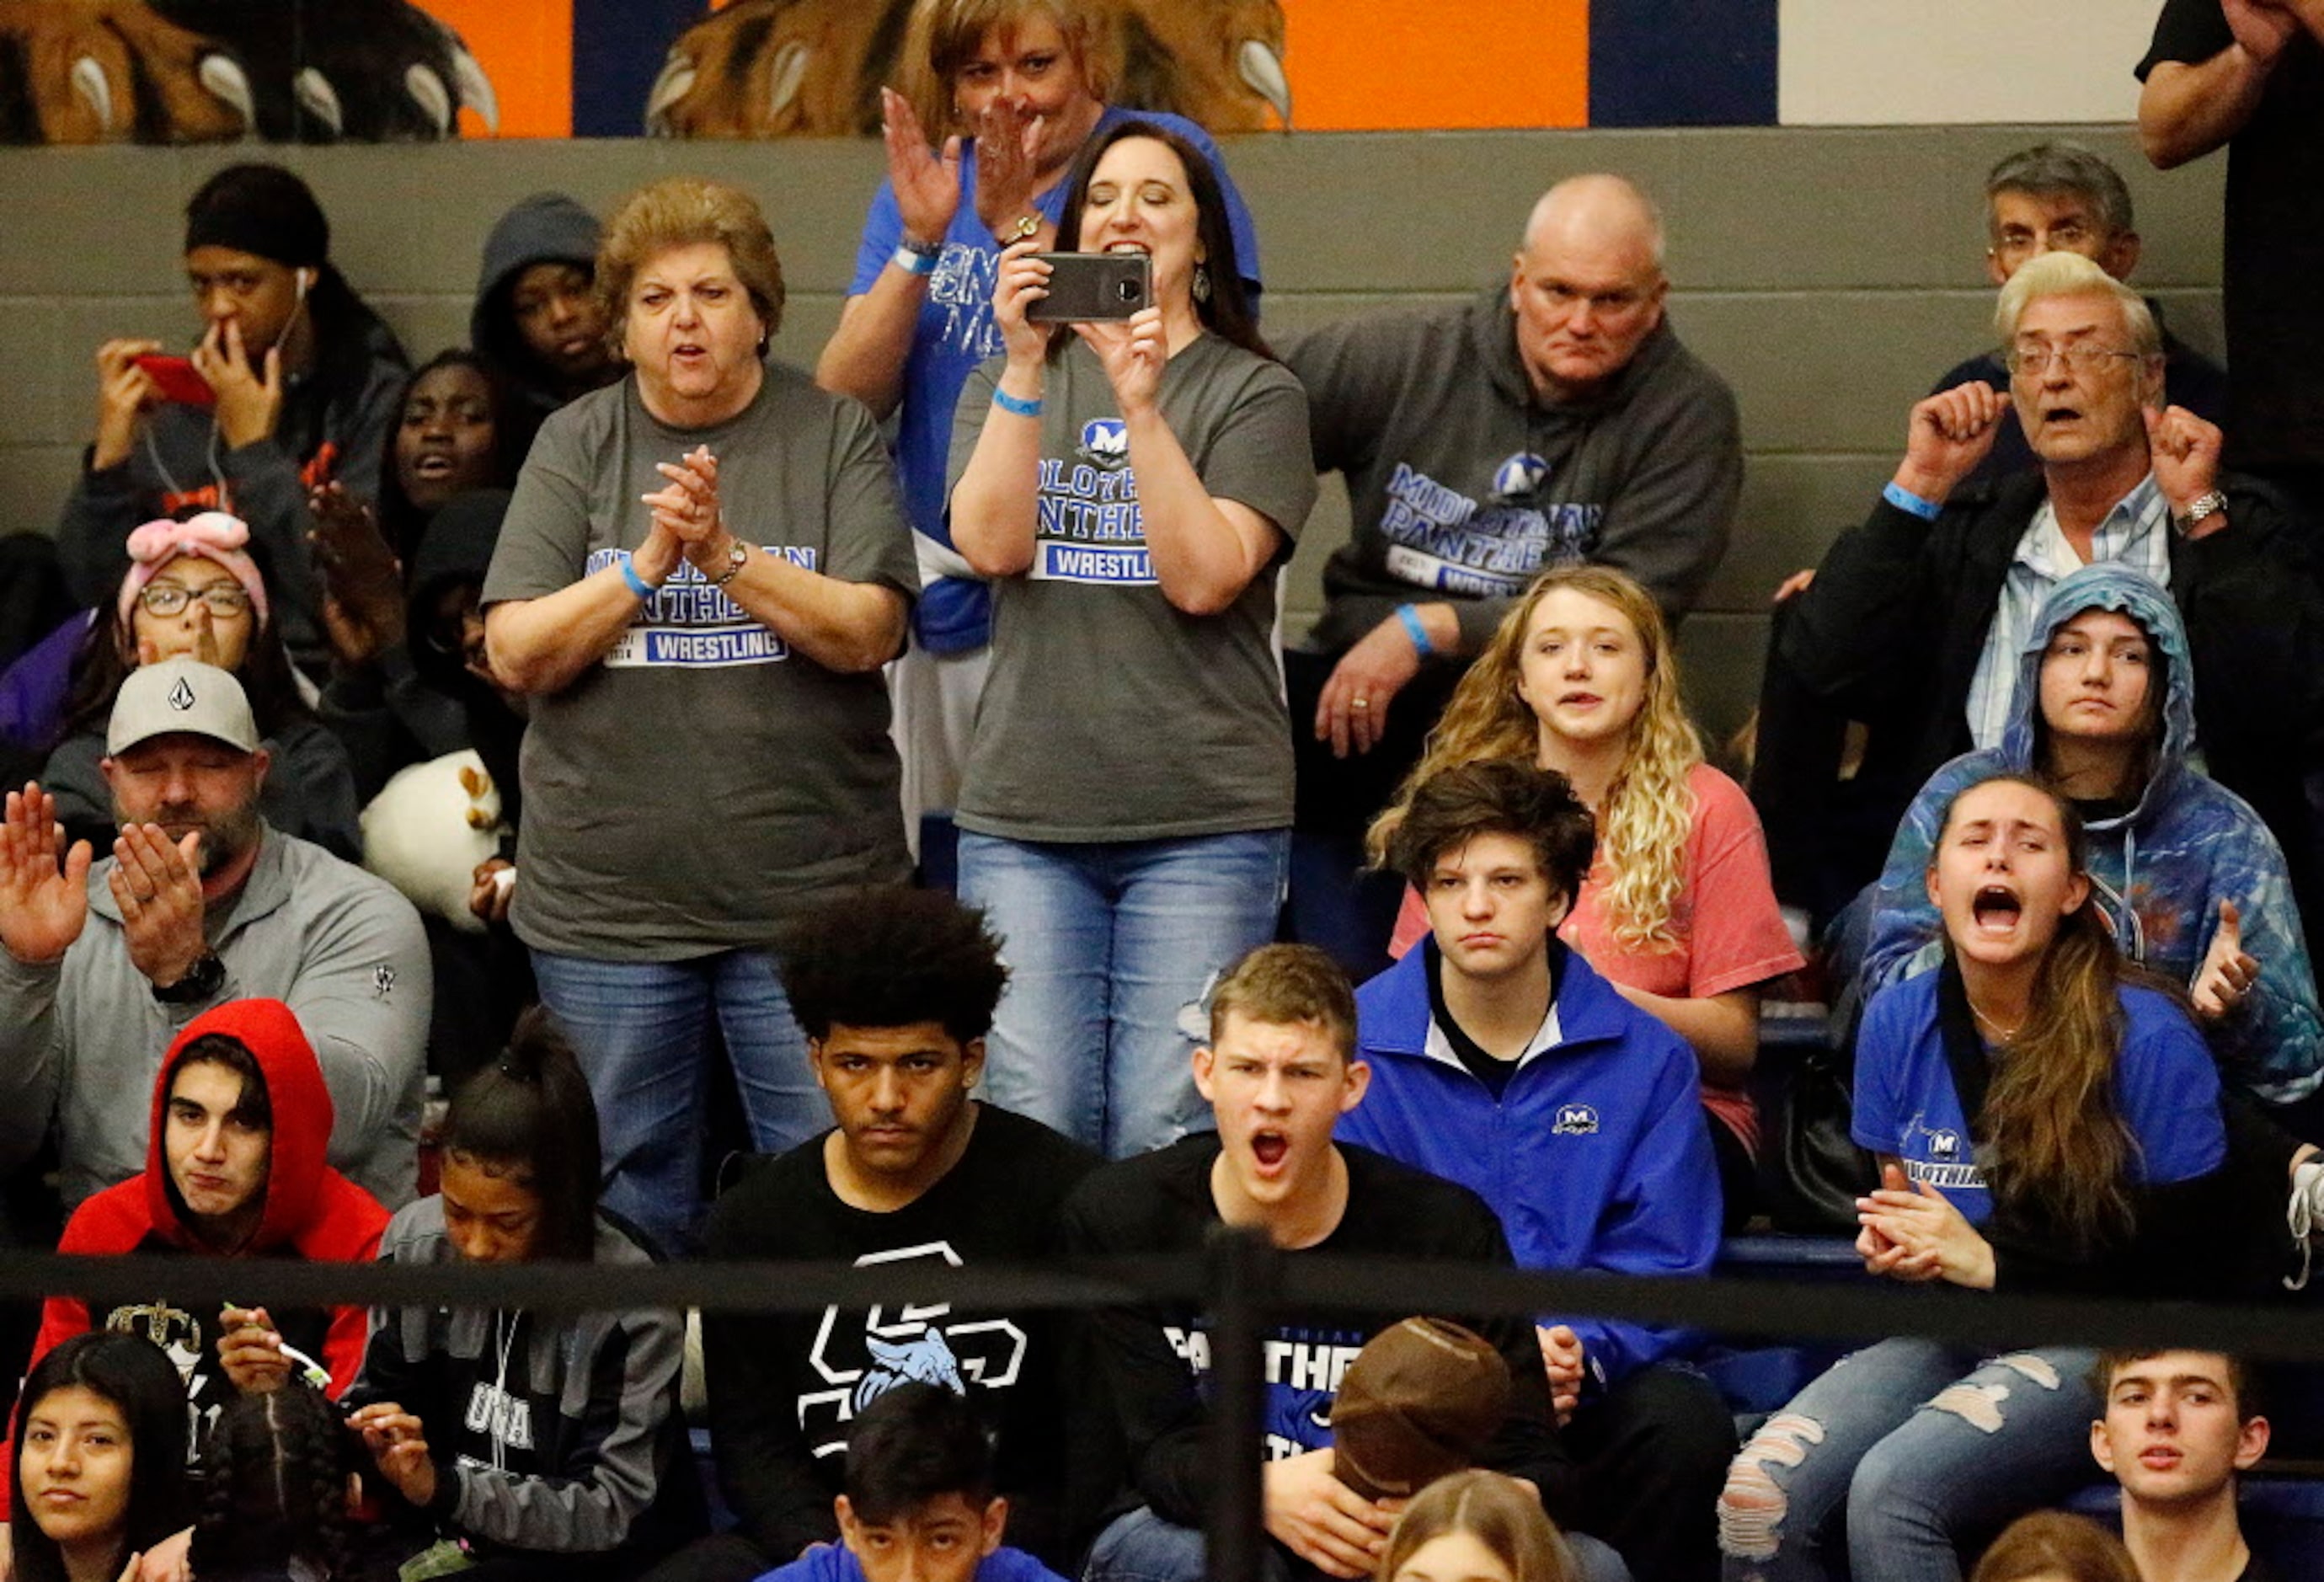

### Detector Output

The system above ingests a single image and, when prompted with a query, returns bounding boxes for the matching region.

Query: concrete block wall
[0,126,2225,745]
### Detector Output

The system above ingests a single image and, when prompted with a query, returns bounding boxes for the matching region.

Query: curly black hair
[777,887,1010,1045]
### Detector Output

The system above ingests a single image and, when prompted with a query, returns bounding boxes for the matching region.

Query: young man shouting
[1063,943,1614,1582]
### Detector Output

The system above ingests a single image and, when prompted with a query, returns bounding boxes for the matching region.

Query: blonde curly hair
[1368,566,1702,951]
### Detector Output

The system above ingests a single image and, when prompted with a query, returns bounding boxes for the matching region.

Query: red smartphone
[133,355,215,409]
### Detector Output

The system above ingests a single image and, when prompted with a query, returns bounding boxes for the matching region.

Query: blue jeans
[1086,1505,1632,1582]
[1718,1339,2102,1582]
[529,948,819,1256]
[957,829,1290,1157]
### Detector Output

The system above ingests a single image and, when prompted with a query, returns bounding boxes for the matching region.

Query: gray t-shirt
[948,334,1315,842]
[483,363,917,959]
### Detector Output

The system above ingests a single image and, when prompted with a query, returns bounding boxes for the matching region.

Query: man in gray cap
[0,657,426,1210]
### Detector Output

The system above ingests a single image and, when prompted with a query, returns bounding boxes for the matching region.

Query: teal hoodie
[1863,562,2323,1104]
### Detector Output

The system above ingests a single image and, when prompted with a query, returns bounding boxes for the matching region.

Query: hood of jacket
[405,488,510,694]
[144,998,337,1253]
[1468,286,1688,425]
[1996,561,2193,831]
[470,193,602,392]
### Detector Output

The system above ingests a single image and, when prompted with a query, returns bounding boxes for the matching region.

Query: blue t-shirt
[1851,973,2225,1226]
[756,1542,1067,1582]
[848,106,1264,651]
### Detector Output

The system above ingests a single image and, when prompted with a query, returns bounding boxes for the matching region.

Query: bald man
[1281,175,1741,974]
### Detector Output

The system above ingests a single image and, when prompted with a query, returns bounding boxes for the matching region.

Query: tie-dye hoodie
[1863,561,2324,1104]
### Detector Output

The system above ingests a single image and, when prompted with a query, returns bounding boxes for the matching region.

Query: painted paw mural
[644,0,1288,139]
[645,0,897,137]
[0,0,494,142]
[0,0,252,142]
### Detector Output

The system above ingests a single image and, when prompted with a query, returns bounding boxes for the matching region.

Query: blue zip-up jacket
[1863,561,2324,1105]
[1343,940,1722,1390]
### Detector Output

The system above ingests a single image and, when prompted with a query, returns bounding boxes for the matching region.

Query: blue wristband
[891,242,938,277]
[1883,480,1943,521]
[1397,603,1436,659]
[617,553,657,600]
[992,387,1042,419]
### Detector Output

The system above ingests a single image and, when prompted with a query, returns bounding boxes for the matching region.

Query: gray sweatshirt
[0,825,429,1209]
[1286,288,1742,653]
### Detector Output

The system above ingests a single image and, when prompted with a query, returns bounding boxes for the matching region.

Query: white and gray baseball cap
[106,657,260,756]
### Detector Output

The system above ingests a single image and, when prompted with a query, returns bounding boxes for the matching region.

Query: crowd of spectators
[3,1,2324,1580]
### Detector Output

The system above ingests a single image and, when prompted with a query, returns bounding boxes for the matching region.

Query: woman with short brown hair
[483,174,917,1258]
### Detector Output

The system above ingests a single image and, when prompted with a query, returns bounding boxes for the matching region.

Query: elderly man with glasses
[1773,249,2324,960]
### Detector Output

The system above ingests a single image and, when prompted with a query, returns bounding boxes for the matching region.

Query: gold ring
[1352,697,1370,709]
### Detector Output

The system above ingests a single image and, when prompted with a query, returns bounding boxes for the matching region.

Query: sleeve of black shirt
[1438,1195,1584,1528]
[2138,0,2232,77]
[699,1189,836,1563]
[1989,1172,2231,1298]
[1056,1178,1214,1529]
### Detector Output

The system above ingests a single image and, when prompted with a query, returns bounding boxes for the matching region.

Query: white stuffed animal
[361,750,507,934]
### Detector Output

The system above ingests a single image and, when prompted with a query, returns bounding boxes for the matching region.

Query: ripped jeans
[958,828,1290,1157]
[1718,1339,2100,1582]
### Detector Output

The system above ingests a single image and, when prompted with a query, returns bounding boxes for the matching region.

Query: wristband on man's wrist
[992,387,1043,419]
[617,553,660,600]
[1397,603,1437,660]
[892,239,939,276]
[1883,480,1943,521]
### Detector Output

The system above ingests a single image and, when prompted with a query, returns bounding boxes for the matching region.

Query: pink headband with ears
[116,512,270,632]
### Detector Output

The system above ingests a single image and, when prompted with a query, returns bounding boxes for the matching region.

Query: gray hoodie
[1865,561,2324,1104]
[471,192,605,420]
[1287,287,1741,652]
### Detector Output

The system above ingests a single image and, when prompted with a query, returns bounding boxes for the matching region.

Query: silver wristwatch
[2172,489,2229,536]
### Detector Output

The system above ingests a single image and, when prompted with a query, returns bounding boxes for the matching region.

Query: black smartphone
[1025,252,1152,323]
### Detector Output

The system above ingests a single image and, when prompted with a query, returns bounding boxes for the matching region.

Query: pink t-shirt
[1388,763,1803,1151]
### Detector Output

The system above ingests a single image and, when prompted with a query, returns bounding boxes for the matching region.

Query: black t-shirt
[2238,1548,2283,1582]
[1056,1133,1576,1531]
[697,1104,1098,1565]
[99,1240,338,1476]
[2140,0,2324,468]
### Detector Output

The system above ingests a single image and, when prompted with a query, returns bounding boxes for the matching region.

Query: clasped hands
[638,444,740,583]
[1857,1162,1996,1290]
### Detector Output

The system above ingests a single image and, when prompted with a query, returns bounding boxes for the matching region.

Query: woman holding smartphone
[947,120,1314,1157]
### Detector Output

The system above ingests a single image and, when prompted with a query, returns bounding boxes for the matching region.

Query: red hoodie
[2,999,388,1512]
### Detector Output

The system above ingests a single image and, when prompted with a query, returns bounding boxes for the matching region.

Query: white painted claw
[294,67,344,136]
[1237,38,1290,126]
[70,55,114,132]
[405,62,452,136]
[197,53,254,134]
[767,40,809,121]
[451,45,499,133]
[644,49,697,134]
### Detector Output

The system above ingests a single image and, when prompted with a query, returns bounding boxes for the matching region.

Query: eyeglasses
[139,584,252,617]
[2004,344,2145,377]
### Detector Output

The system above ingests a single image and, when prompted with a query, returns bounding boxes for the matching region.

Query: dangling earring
[1193,262,1212,304]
